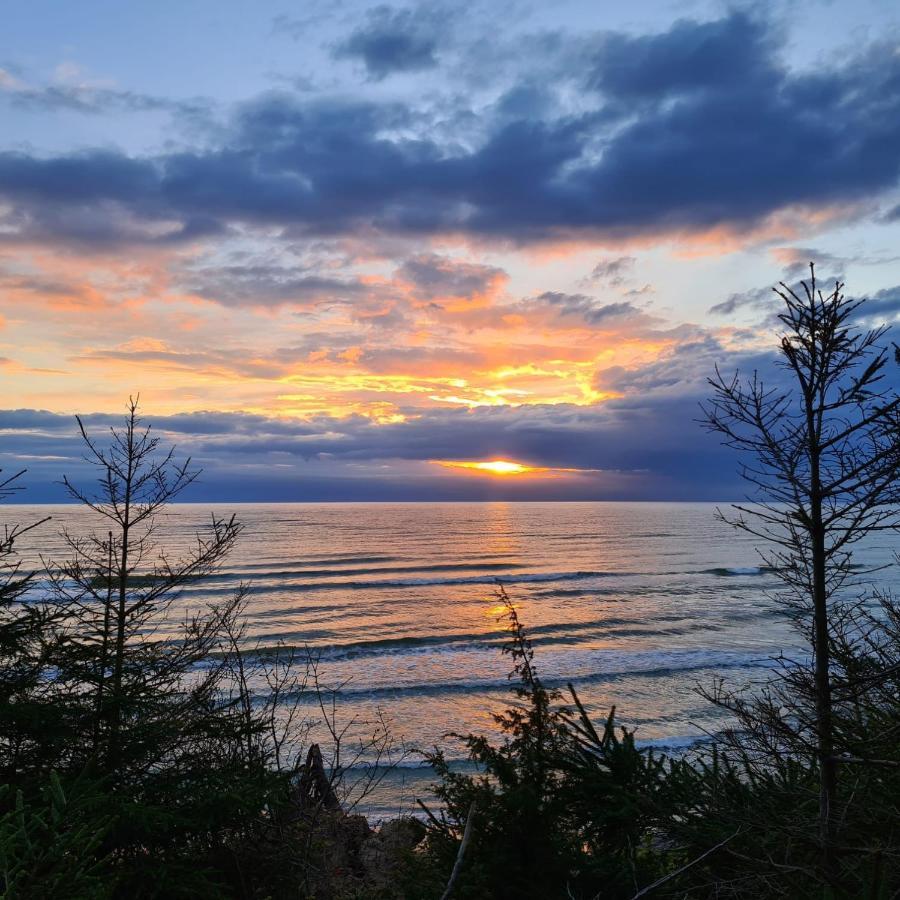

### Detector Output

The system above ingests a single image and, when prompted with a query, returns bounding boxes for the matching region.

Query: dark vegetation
[2,266,900,897]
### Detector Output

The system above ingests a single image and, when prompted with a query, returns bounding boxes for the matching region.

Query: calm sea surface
[9,501,899,818]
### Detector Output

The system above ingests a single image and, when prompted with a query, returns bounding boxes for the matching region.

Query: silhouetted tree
[0,469,55,781]
[15,399,294,894]
[49,398,244,775]
[703,263,900,885]
[1,401,409,896]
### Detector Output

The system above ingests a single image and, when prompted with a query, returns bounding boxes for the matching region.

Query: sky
[2,0,900,501]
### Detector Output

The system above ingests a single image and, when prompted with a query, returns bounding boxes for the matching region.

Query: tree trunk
[92,532,114,755]
[810,442,837,880]
[108,416,135,771]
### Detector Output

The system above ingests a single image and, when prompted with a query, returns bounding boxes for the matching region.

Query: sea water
[9,501,897,818]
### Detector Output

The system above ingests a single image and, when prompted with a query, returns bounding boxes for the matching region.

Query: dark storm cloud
[333,5,444,79]
[0,151,158,205]
[0,407,343,438]
[3,14,900,248]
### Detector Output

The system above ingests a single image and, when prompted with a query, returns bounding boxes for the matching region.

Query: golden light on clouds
[0,237,688,423]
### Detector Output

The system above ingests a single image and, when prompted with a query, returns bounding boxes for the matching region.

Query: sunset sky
[3,0,900,500]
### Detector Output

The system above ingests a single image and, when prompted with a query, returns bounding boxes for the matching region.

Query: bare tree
[702,263,900,879]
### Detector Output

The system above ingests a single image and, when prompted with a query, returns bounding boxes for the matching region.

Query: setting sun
[434,459,543,476]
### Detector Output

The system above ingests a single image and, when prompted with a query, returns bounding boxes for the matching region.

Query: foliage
[422,588,572,897]
[0,771,112,899]
[0,401,306,897]
[0,469,62,782]
[416,595,900,899]
[419,588,685,899]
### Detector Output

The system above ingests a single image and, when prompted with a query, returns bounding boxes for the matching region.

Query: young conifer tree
[49,399,245,770]
[703,264,900,881]
[40,399,284,891]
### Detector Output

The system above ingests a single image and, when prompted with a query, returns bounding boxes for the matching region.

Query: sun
[433,459,543,476]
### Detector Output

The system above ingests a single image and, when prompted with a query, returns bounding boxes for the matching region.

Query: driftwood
[294,743,342,813]
[440,801,477,900]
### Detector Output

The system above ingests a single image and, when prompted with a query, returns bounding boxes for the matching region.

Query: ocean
[8,501,898,819]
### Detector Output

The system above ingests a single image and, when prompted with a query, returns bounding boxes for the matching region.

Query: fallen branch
[830,754,900,768]
[440,801,477,900]
[628,830,741,899]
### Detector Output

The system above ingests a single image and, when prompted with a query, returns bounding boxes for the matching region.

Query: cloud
[530,292,640,325]
[588,12,776,101]
[589,255,635,284]
[3,14,900,249]
[0,399,741,501]
[333,5,445,80]
[768,247,849,280]
[708,251,878,318]
[6,304,900,501]
[395,253,507,303]
[708,285,775,317]
[0,324,768,473]
[594,335,732,394]
[858,286,900,322]
[179,263,368,308]
[75,346,291,380]
[0,62,214,140]
[1,80,210,119]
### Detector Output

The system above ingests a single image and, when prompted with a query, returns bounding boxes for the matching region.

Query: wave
[238,631,505,661]
[236,614,706,662]
[290,569,621,590]
[174,562,790,598]
[276,649,779,703]
[68,562,788,598]
[700,566,775,577]
[212,561,526,581]
[233,555,399,570]
[636,734,713,751]
[183,569,630,596]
